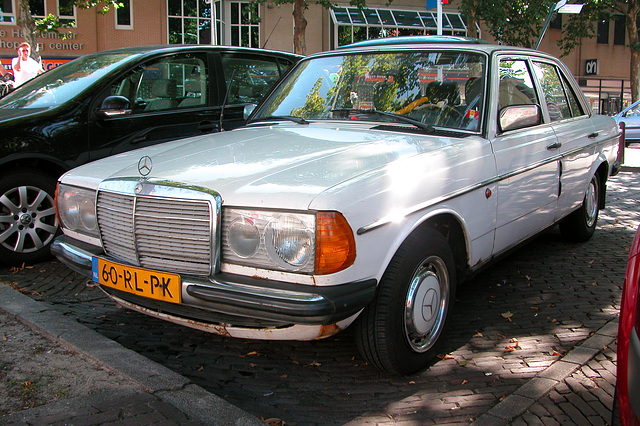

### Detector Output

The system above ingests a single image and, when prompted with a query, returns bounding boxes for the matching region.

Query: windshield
[0,52,136,109]
[254,51,486,132]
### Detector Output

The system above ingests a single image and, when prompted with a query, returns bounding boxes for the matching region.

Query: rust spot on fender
[318,324,341,338]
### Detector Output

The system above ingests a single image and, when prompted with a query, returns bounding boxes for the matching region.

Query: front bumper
[51,235,377,332]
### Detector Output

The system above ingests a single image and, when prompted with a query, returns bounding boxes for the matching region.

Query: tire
[355,227,457,375]
[559,173,600,242]
[0,170,59,265]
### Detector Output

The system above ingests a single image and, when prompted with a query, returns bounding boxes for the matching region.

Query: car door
[491,56,560,255]
[87,51,219,161]
[216,52,297,130]
[530,59,599,220]
[618,101,640,142]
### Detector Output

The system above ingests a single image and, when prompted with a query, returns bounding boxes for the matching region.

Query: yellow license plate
[92,257,181,304]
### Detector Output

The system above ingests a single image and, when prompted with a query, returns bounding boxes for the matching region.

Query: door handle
[198,121,219,133]
[547,142,562,150]
[588,132,599,139]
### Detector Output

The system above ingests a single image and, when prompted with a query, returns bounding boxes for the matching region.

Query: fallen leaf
[263,418,286,426]
[309,361,321,366]
[501,311,514,321]
[198,365,204,371]
[499,395,506,401]
[473,332,483,337]
[437,353,455,360]
[247,351,259,356]
[462,380,468,385]
[504,346,515,353]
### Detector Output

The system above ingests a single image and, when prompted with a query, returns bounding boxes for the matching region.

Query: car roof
[337,35,490,48]
[86,45,302,60]
[311,36,551,62]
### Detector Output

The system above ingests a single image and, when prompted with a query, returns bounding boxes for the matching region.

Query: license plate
[92,257,181,304]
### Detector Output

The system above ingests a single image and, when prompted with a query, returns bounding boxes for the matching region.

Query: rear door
[491,56,560,255]
[215,52,298,130]
[530,59,598,220]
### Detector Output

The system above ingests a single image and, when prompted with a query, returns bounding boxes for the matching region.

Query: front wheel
[355,227,457,375]
[559,173,600,242]
[0,170,59,265]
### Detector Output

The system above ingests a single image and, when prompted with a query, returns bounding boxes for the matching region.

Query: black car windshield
[0,52,135,109]
[253,51,487,132]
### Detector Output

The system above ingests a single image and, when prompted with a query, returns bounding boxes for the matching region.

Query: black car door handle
[547,142,562,150]
[198,121,219,133]
[588,132,599,139]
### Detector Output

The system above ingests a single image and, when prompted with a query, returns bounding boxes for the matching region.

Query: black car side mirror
[95,95,132,119]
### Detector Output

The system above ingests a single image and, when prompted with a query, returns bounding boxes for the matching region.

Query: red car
[617,225,640,425]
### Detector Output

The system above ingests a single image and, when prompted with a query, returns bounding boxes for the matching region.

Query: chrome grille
[97,184,217,276]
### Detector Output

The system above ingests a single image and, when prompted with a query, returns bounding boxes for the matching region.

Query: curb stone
[0,284,264,426]
[470,316,618,424]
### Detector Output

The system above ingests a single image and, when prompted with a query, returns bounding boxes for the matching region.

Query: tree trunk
[626,3,639,102]
[292,0,307,55]
[18,0,40,62]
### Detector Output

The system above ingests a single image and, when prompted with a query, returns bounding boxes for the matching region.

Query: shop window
[29,0,45,18]
[597,19,609,44]
[614,15,625,45]
[57,0,76,27]
[168,0,212,44]
[0,0,15,23]
[230,2,259,48]
[331,7,468,46]
[115,0,132,29]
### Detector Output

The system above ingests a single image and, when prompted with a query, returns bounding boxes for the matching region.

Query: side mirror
[499,104,541,132]
[95,95,132,119]
[243,103,257,120]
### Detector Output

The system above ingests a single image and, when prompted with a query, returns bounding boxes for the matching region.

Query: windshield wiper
[249,115,309,125]
[330,108,434,133]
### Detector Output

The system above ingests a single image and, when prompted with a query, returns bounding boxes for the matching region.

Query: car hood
[61,122,473,210]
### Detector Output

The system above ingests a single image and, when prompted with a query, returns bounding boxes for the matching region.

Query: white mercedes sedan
[52,36,621,375]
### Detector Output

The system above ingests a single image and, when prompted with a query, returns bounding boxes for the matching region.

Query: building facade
[0,0,632,114]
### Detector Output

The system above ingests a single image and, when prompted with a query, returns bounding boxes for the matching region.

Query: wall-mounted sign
[585,59,599,76]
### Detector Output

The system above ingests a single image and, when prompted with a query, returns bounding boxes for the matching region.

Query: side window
[498,59,538,111]
[110,54,208,113]
[221,55,285,105]
[532,61,575,121]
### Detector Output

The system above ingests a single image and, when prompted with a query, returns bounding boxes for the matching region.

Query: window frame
[115,0,133,30]
[0,0,16,24]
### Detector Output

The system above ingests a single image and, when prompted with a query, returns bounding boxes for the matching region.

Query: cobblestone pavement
[2,169,639,425]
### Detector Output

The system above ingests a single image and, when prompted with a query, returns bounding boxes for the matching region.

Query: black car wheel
[355,227,457,375]
[0,170,59,265]
[559,173,600,242]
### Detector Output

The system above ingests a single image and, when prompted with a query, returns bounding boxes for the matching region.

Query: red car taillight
[618,225,640,425]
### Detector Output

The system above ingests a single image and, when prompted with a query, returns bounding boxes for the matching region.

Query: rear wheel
[0,170,59,265]
[559,173,600,242]
[355,227,457,375]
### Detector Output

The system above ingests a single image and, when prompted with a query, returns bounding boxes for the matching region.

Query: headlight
[223,209,356,275]
[56,184,98,238]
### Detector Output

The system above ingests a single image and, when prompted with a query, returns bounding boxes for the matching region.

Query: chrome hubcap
[585,178,598,228]
[404,256,449,353]
[0,185,58,254]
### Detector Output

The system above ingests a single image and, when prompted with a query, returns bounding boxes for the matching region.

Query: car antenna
[262,16,282,49]
[219,68,236,132]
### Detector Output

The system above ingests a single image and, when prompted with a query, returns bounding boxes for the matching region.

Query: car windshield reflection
[253,51,486,132]
[0,52,135,109]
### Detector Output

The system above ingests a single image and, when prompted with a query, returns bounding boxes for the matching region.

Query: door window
[498,59,538,111]
[110,54,208,113]
[221,55,290,105]
[532,61,584,121]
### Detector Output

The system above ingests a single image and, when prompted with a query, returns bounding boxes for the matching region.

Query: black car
[0,45,301,265]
